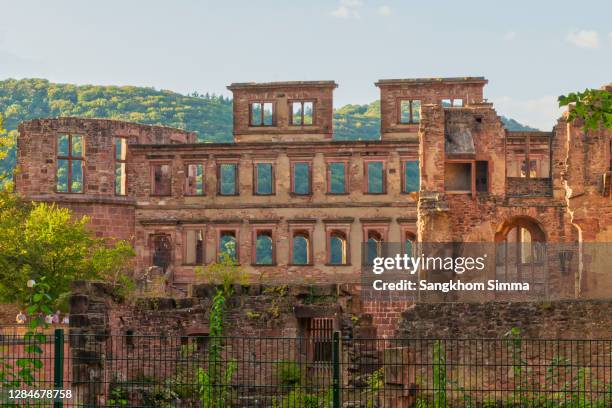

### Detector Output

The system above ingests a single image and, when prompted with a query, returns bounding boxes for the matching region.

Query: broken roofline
[227,76,488,90]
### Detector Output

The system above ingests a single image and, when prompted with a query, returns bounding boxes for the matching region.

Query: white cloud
[504,31,516,41]
[330,0,362,19]
[494,95,565,131]
[566,29,600,49]
[378,5,392,17]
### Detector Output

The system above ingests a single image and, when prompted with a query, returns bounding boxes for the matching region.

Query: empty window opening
[115,137,127,195]
[255,163,274,195]
[291,101,314,126]
[185,229,204,265]
[329,231,348,265]
[403,160,420,193]
[366,161,385,194]
[441,98,463,107]
[250,102,274,126]
[56,134,84,193]
[218,163,238,195]
[152,164,171,196]
[445,162,472,192]
[185,163,204,196]
[292,232,310,265]
[476,161,489,192]
[255,231,274,265]
[506,135,551,179]
[292,162,311,195]
[399,100,421,124]
[328,162,347,194]
[219,231,237,262]
[152,235,172,272]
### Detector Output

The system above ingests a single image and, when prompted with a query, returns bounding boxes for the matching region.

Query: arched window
[495,217,547,290]
[292,233,310,265]
[366,231,383,265]
[255,232,274,265]
[219,232,237,262]
[329,232,348,265]
[405,232,416,256]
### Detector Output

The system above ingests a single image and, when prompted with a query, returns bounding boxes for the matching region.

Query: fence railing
[1,329,611,407]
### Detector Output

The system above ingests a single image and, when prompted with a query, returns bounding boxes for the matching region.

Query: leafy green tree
[559,88,612,131]
[0,193,135,309]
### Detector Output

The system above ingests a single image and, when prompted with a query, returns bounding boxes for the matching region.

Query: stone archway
[495,216,547,296]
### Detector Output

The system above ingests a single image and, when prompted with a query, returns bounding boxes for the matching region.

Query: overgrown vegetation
[559,88,612,131]
[0,191,135,310]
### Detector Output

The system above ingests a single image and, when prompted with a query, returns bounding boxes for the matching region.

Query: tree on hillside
[559,88,612,131]
[0,115,16,188]
[0,193,135,309]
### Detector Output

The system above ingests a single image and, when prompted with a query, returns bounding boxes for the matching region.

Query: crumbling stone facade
[15,78,612,336]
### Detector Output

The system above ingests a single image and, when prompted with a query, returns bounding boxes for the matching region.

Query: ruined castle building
[15,79,612,303]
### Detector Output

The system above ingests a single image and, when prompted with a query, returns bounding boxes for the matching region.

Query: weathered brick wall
[15,118,194,242]
[396,298,612,339]
[130,140,419,284]
[228,81,337,142]
[376,77,487,140]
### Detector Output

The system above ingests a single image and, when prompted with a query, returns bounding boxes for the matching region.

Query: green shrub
[275,360,304,387]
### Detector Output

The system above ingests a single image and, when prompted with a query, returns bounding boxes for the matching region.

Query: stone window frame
[150,160,172,197]
[55,132,85,194]
[249,100,276,127]
[214,225,241,264]
[362,223,389,264]
[324,221,352,266]
[114,136,128,196]
[182,226,206,266]
[290,158,313,196]
[363,158,387,195]
[251,224,278,266]
[400,155,420,194]
[252,160,276,196]
[441,98,464,107]
[288,220,316,266]
[399,223,417,256]
[288,99,316,127]
[184,160,206,196]
[216,160,240,196]
[444,159,476,198]
[325,157,350,195]
[396,99,421,125]
[148,232,173,271]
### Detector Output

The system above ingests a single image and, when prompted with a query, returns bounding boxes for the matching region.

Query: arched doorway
[495,217,547,294]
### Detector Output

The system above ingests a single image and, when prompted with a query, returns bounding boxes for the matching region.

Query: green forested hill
[0,78,536,178]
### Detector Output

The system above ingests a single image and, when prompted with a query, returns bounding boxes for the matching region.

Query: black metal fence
[1,329,611,407]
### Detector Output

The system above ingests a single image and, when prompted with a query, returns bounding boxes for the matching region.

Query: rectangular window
[56,134,84,193]
[254,163,274,195]
[328,162,347,194]
[185,163,205,196]
[403,160,420,193]
[184,229,204,265]
[399,100,421,124]
[476,161,488,192]
[366,161,385,194]
[114,138,127,195]
[445,162,472,192]
[152,164,171,196]
[218,163,238,195]
[292,162,311,195]
[291,101,314,126]
[441,99,452,107]
[250,102,274,126]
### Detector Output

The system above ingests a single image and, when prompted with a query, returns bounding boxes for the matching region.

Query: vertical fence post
[53,328,64,408]
[332,331,340,408]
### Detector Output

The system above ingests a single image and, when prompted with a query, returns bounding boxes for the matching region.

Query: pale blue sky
[1,0,610,129]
